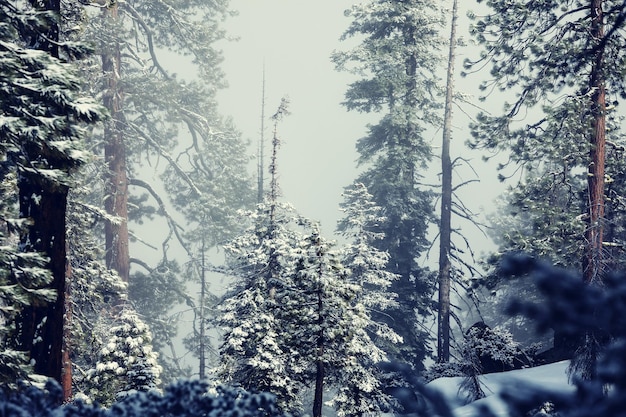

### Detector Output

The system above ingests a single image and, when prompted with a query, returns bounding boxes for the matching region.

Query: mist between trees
[1,0,626,417]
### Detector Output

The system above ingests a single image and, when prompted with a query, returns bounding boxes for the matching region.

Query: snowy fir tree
[0,0,101,391]
[295,223,398,417]
[337,182,402,335]
[83,307,161,405]
[216,202,305,414]
[334,0,445,371]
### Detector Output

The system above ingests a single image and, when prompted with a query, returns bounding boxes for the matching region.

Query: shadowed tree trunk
[16,0,69,396]
[62,244,72,399]
[437,0,458,364]
[17,180,68,388]
[313,243,324,417]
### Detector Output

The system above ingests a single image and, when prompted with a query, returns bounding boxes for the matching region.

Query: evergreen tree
[162,115,254,378]
[70,0,245,379]
[296,224,396,417]
[467,0,626,375]
[0,0,102,392]
[217,202,304,414]
[67,179,129,398]
[82,0,234,281]
[217,99,301,413]
[217,103,398,416]
[337,183,402,347]
[466,0,626,284]
[83,307,162,406]
[333,0,444,371]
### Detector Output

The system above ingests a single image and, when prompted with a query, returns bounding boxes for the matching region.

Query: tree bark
[17,179,68,387]
[198,236,206,379]
[583,0,606,284]
[62,243,72,400]
[437,0,458,364]
[102,5,130,283]
[16,0,69,391]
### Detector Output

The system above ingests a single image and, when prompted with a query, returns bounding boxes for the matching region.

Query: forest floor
[427,360,573,416]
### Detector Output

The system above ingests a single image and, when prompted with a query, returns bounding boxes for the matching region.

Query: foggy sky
[216,0,503,265]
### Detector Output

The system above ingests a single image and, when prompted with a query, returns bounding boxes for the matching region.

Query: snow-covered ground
[427,361,574,417]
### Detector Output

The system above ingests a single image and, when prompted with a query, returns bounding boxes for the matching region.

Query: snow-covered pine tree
[337,183,401,320]
[66,179,130,398]
[217,202,304,414]
[217,99,302,414]
[293,222,398,417]
[333,0,445,372]
[84,307,162,405]
[0,0,102,391]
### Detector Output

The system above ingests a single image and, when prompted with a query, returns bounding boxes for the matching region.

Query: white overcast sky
[216,0,502,261]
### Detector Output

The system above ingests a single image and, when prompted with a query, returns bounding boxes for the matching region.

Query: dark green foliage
[334,0,444,372]
[0,379,286,417]
[0,0,101,386]
[484,255,626,417]
[467,0,626,273]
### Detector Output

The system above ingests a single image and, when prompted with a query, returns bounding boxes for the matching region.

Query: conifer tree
[334,0,444,371]
[217,99,303,413]
[217,102,398,416]
[467,0,626,378]
[0,0,102,392]
[466,0,626,284]
[73,0,243,379]
[337,183,402,347]
[83,308,162,405]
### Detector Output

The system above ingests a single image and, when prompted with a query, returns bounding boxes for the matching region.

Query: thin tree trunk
[313,273,324,417]
[102,5,130,283]
[198,236,206,379]
[257,66,266,203]
[62,242,72,400]
[437,0,458,364]
[583,0,606,284]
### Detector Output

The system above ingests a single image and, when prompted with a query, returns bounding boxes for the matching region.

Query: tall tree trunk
[198,236,206,379]
[565,0,607,379]
[583,0,606,284]
[102,5,130,282]
[437,0,458,364]
[17,181,68,387]
[16,0,68,391]
[257,66,266,203]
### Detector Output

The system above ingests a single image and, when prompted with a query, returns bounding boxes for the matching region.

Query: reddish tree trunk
[102,5,130,282]
[584,0,606,284]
